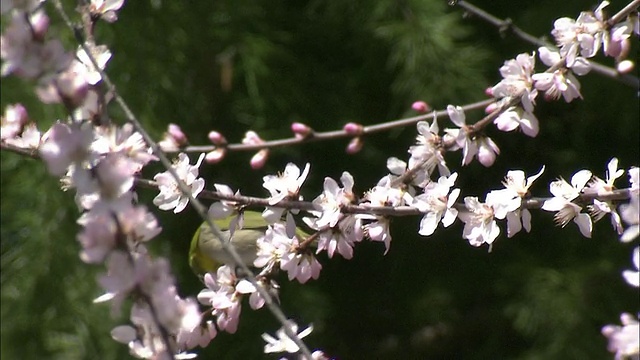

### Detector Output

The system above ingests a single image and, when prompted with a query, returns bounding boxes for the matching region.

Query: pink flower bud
[616,39,630,62]
[205,149,226,164]
[478,137,499,167]
[343,122,363,136]
[168,124,187,145]
[243,130,264,145]
[485,102,498,114]
[411,101,430,113]
[485,87,494,97]
[346,137,363,154]
[291,122,312,138]
[250,149,269,169]
[616,60,634,74]
[208,130,227,145]
[30,11,50,41]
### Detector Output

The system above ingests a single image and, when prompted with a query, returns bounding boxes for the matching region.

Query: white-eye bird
[189,210,267,277]
[189,210,310,277]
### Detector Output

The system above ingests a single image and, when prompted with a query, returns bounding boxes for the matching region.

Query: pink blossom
[602,313,640,359]
[75,44,112,85]
[1,103,28,140]
[90,0,125,23]
[39,122,95,176]
[309,214,363,259]
[1,11,72,78]
[3,122,41,149]
[308,171,356,228]
[532,47,585,102]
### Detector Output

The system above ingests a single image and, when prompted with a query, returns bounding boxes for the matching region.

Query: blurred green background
[1,0,638,359]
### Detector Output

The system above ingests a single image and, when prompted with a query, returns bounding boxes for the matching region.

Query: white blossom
[262,320,314,354]
[542,170,593,237]
[458,196,500,248]
[153,153,205,213]
[501,167,545,237]
[408,118,450,179]
[263,162,310,205]
[622,247,639,287]
[412,172,460,236]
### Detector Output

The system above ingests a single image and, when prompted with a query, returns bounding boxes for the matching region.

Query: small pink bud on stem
[346,137,363,154]
[243,130,264,145]
[250,149,269,169]
[291,122,313,139]
[485,102,498,114]
[343,122,364,136]
[30,12,50,41]
[411,101,430,113]
[616,60,634,74]
[205,148,226,164]
[208,130,227,145]
[485,87,494,97]
[168,124,188,145]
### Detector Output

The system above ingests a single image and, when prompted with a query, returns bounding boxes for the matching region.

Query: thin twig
[131,178,635,217]
[181,99,495,154]
[2,144,633,217]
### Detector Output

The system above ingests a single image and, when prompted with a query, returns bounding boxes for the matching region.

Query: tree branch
[454,0,640,89]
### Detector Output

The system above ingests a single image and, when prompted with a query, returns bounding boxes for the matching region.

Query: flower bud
[250,149,269,169]
[616,60,634,74]
[411,101,430,113]
[485,87,494,97]
[485,102,498,114]
[477,137,499,167]
[346,137,363,154]
[616,39,630,62]
[243,130,264,145]
[205,148,226,164]
[208,130,227,145]
[343,122,363,136]
[168,124,188,145]
[30,11,50,41]
[291,122,312,138]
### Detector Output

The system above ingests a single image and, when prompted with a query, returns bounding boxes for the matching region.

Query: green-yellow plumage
[189,211,268,276]
[189,211,311,277]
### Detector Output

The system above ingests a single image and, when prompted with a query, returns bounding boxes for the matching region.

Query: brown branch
[3,144,632,217]
[0,142,40,159]
[134,178,635,217]
[180,99,496,154]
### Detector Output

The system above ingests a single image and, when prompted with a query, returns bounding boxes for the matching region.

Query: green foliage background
[1,0,638,359]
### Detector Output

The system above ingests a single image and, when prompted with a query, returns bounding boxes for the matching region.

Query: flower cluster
[1,0,638,359]
[1,3,212,359]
